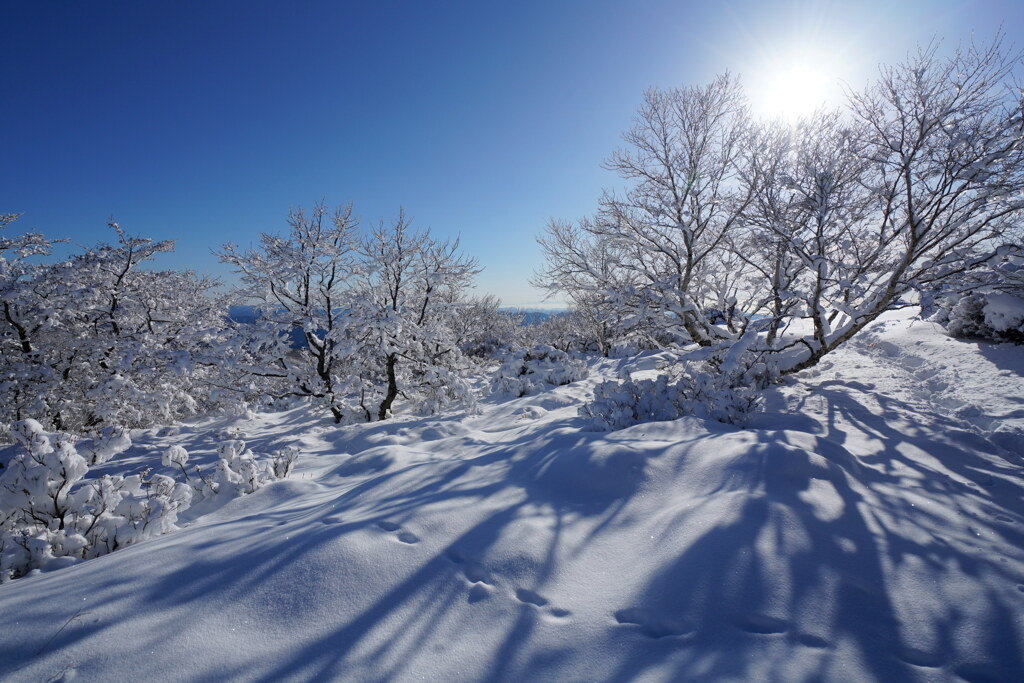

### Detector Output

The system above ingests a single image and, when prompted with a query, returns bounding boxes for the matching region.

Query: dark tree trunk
[377,353,398,420]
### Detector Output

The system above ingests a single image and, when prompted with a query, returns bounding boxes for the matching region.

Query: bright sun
[761,63,832,121]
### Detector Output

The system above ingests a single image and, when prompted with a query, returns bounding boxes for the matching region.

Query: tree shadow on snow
[4,384,1023,682]
[603,379,1024,682]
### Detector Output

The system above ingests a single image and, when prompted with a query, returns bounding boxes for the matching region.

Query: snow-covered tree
[220,204,481,422]
[541,39,1024,379]
[762,39,1024,372]
[543,38,1024,428]
[218,202,361,423]
[0,218,231,434]
[534,73,755,348]
[533,221,641,354]
[722,41,1023,374]
[353,212,481,420]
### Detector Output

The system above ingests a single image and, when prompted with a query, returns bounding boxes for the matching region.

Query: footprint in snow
[468,584,491,603]
[732,613,789,635]
[376,521,420,544]
[896,646,944,669]
[515,588,549,607]
[443,549,493,584]
[795,633,829,649]
[515,588,573,620]
[614,608,693,639]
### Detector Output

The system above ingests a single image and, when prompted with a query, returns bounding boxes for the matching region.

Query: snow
[984,292,1024,334]
[1,309,1022,682]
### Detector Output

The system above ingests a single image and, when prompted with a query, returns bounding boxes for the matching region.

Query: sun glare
[761,63,831,121]
[741,40,852,123]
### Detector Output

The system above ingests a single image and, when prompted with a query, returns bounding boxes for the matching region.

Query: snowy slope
[0,311,1022,682]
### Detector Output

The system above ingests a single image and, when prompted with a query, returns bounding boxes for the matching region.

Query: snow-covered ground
[1,310,1022,682]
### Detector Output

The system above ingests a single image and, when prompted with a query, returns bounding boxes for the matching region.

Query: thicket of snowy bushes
[0,419,297,582]
[583,350,775,430]
[491,345,589,398]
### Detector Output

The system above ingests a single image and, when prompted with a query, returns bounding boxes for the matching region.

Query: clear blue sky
[3,0,1022,306]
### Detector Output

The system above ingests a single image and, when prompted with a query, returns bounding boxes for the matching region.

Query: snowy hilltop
[1,308,1022,682]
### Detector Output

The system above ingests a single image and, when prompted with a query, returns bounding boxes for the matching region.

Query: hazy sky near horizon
[4,0,1023,307]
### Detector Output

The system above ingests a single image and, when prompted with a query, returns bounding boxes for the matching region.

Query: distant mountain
[500,308,568,325]
[227,305,260,324]
[230,305,569,332]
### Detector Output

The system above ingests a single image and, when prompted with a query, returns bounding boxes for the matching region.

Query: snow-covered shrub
[945,293,1024,344]
[0,420,90,535]
[180,439,299,500]
[270,446,300,479]
[491,345,589,398]
[75,471,193,557]
[945,294,990,338]
[162,444,194,486]
[0,421,300,582]
[0,420,190,582]
[78,425,132,465]
[215,440,263,496]
[583,375,683,429]
[983,294,1024,343]
[582,356,770,430]
[409,366,478,417]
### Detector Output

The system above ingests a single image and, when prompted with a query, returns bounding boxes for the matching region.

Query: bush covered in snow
[941,292,1024,344]
[0,419,189,581]
[491,345,589,397]
[0,420,299,582]
[582,356,772,430]
[166,439,299,503]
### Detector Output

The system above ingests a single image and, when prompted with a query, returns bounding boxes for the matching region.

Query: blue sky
[3,0,1022,306]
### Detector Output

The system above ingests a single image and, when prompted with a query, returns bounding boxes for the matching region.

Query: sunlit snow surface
[1,311,1022,682]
